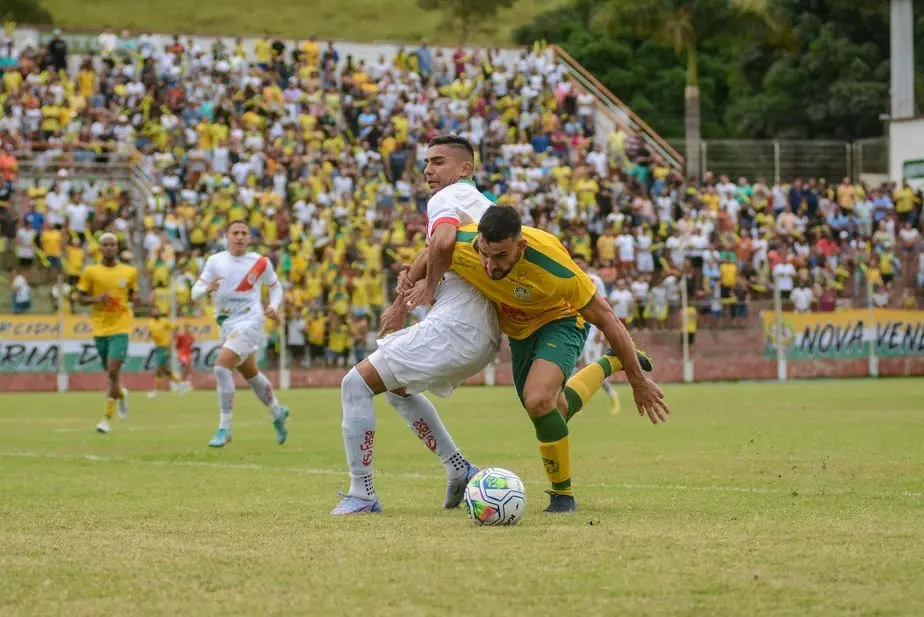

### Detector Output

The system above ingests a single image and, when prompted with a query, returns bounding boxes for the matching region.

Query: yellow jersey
[76,263,138,337]
[450,225,597,340]
[149,317,173,347]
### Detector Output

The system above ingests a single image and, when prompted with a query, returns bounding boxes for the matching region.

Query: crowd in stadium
[0,28,922,364]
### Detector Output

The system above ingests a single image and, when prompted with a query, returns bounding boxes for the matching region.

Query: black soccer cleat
[544,491,578,513]
[606,347,654,373]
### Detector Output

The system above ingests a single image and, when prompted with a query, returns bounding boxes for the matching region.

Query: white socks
[214,365,235,430]
[247,372,282,420]
[385,392,468,479]
[341,368,377,499]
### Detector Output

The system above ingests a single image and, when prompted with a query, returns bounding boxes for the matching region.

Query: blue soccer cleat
[443,462,480,510]
[208,427,232,448]
[330,491,382,515]
[273,407,290,445]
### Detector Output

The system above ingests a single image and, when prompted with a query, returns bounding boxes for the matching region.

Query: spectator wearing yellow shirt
[40,222,63,273]
[893,181,918,222]
[596,229,617,266]
[255,34,272,70]
[326,316,351,367]
[307,309,327,365]
[64,236,85,285]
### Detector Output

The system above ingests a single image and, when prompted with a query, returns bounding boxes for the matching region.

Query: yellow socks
[563,356,621,421]
[104,398,117,419]
[531,410,573,495]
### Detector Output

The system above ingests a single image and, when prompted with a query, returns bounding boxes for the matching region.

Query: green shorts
[94,333,130,367]
[509,317,590,405]
[154,346,170,368]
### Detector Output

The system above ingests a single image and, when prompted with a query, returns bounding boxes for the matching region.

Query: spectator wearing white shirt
[790,284,815,313]
[11,268,31,313]
[615,231,635,275]
[15,224,36,268]
[607,279,634,323]
[772,257,797,300]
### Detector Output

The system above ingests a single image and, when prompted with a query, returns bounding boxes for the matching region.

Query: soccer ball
[463,467,526,526]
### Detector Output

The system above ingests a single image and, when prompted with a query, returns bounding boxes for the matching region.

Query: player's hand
[206,277,223,294]
[630,377,671,425]
[96,291,111,305]
[395,265,412,296]
[264,306,280,323]
[378,303,407,337]
[404,279,435,310]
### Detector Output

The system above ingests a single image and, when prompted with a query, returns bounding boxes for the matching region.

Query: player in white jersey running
[331,135,500,515]
[191,220,290,448]
[572,256,620,415]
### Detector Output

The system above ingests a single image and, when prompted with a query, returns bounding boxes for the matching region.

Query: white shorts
[581,325,604,367]
[368,318,497,398]
[221,323,266,365]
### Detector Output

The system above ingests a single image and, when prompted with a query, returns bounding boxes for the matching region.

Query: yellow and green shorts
[153,346,170,368]
[508,317,590,406]
[94,333,129,367]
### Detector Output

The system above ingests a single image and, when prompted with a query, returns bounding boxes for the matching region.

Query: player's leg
[109,334,130,419]
[332,358,385,515]
[95,336,115,433]
[209,346,241,447]
[512,319,590,513]
[370,322,485,508]
[561,340,653,422]
[236,353,289,444]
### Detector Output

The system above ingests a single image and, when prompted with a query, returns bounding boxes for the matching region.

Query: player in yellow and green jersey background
[147,307,184,398]
[75,233,139,434]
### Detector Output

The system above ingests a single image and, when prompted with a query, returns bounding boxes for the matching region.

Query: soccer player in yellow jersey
[403,206,670,512]
[147,308,182,398]
[74,233,138,434]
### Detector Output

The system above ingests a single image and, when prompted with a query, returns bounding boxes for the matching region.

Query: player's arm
[579,294,670,423]
[191,258,219,302]
[262,265,284,322]
[73,269,106,305]
[403,222,457,309]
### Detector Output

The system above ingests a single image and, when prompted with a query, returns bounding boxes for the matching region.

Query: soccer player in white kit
[331,135,500,515]
[572,256,619,415]
[191,220,290,448]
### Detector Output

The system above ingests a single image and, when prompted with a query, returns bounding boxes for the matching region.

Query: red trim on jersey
[428,217,460,239]
[234,257,269,292]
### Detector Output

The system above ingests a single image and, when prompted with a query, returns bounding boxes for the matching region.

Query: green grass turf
[41,0,569,46]
[1,379,923,616]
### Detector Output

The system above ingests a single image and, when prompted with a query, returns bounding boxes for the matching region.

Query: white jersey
[195,251,281,333]
[587,272,607,298]
[425,180,500,345]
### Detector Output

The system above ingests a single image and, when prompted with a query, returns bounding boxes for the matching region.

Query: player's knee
[522,387,558,417]
[213,365,234,390]
[341,367,371,395]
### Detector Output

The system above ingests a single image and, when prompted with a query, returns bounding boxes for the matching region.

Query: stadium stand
[0,28,921,367]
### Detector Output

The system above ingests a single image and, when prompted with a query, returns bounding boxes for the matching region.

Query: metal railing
[549,44,685,172]
[665,138,889,183]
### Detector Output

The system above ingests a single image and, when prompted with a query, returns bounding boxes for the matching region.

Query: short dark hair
[478,206,522,243]
[427,134,474,161]
[226,219,250,232]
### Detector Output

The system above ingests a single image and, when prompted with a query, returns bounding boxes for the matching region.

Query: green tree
[0,0,53,24]
[416,0,517,44]
[591,0,782,179]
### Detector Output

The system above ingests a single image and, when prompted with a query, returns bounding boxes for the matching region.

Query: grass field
[2,379,923,616]
[41,0,569,46]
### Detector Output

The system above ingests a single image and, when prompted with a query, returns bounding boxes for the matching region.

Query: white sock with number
[341,368,376,499]
[214,366,235,431]
[385,392,468,479]
[247,372,282,420]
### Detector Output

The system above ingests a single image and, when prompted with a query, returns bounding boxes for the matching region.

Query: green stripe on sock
[552,478,572,490]
[563,386,583,420]
[531,410,569,442]
[596,357,613,378]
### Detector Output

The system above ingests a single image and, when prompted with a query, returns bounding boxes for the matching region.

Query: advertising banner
[0,315,224,372]
[762,309,924,359]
